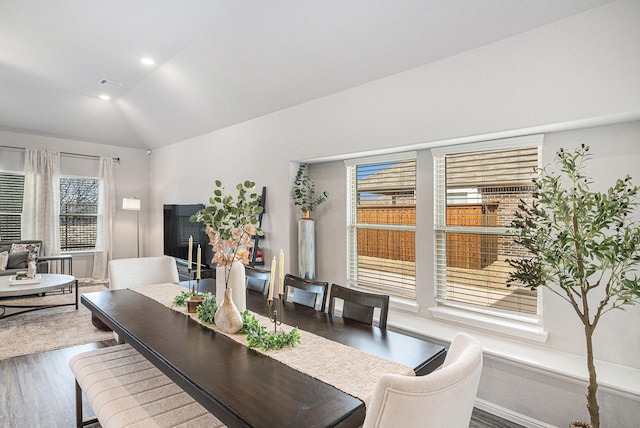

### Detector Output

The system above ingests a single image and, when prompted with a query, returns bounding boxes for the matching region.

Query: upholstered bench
[69,344,225,428]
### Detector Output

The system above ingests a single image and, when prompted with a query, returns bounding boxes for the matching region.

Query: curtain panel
[91,157,115,281]
[22,149,61,258]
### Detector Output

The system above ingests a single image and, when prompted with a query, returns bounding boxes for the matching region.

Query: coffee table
[0,274,78,319]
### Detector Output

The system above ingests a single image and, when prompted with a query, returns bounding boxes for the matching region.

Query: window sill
[428,305,548,343]
[389,310,640,400]
[389,296,420,313]
[62,249,95,255]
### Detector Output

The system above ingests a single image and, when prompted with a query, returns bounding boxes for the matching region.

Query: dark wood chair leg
[75,380,83,428]
[76,380,98,427]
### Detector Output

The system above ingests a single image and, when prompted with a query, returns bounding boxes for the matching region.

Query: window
[346,152,417,298]
[60,177,98,251]
[433,136,542,320]
[0,172,25,241]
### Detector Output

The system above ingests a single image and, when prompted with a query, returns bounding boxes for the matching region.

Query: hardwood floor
[0,341,524,428]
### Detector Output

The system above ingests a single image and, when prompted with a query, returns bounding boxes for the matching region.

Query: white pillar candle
[268,256,276,301]
[196,244,201,280]
[188,235,193,267]
[279,249,284,295]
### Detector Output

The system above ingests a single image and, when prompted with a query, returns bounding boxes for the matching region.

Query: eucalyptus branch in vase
[191,180,264,288]
[293,163,328,217]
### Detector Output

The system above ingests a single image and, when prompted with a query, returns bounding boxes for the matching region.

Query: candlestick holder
[267,293,284,334]
[186,277,204,313]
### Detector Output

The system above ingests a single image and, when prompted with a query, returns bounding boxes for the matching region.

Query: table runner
[131,283,414,406]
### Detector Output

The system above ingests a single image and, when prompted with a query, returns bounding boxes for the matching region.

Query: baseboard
[475,398,557,428]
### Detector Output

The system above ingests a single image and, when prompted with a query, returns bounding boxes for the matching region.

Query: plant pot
[186,295,205,313]
[569,421,591,428]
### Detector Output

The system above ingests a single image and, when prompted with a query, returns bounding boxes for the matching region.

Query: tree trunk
[585,326,600,428]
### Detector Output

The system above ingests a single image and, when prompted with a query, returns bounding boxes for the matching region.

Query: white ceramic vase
[216,260,246,313]
[214,288,243,334]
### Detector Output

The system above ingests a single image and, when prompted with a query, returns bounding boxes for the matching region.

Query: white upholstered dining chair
[363,332,483,428]
[108,256,179,290]
[107,256,180,342]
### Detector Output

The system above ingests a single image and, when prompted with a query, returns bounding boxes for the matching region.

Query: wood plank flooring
[0,341,524,427]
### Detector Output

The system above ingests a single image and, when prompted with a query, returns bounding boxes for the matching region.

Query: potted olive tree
[508,145,640,428]
[292,163,328,279]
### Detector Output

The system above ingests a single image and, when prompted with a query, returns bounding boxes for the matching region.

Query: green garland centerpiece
[240,311,301,351]
[173,288,300,350]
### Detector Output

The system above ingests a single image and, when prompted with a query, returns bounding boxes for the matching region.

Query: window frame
[345,151,417,299]
[430,135,548,341]
[59,174,99,252]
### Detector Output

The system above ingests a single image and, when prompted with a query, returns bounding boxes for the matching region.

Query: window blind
[0,172,24,241]
[60,177,98,250]
[347,155,417,298]
[434,144,541,318]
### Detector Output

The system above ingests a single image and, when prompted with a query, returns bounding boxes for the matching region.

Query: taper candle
[196,244,201,280]
[268,256,276,301]
[188,235,193,267]
[278,249,284,295]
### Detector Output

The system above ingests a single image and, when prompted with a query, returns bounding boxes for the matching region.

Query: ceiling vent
[99,79,123,89]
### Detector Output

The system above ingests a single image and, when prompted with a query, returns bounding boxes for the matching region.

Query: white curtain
[22,149,61,258]
[91,157,115,281]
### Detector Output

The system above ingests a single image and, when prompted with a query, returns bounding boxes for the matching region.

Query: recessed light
[141,57,155,66]
[99,94,111,101]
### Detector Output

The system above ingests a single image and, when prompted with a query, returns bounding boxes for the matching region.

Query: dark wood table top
[82,288,446,428]
[245,291,446,376]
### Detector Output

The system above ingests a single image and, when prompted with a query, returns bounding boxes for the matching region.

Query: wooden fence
[357,206,415,262]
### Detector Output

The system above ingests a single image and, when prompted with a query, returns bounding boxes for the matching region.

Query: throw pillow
[0,251,8,271]
[11,242,40,262]
[7,251,29,269]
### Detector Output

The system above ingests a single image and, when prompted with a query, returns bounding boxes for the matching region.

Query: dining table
[82,284,446,428]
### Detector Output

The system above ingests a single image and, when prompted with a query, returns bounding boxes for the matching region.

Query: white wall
[149,1,640,426]
[0,130,149,278]
[312,121,640,426]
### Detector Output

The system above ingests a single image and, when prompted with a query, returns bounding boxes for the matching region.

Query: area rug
[0,285,115,360]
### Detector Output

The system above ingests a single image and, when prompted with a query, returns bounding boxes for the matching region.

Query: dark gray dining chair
[283,274,328,312]
[328,283,390,329]
[245,265,272,296]
[196,278,217,294]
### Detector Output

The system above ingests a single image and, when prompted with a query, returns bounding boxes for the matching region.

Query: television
[163,204,213,268]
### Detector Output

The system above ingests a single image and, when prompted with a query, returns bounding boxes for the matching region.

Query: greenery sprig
[196,293,218,323]
[293,163,328,212]
[240,311,301,351]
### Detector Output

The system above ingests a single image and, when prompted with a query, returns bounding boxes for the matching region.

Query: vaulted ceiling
[0,0,614,150]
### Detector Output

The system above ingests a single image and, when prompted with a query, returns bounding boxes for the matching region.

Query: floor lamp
[122,197,141,257]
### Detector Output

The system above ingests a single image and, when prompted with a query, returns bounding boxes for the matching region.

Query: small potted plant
[293,163,328,219]
[292,163,328,280]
